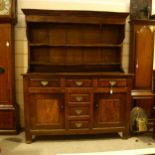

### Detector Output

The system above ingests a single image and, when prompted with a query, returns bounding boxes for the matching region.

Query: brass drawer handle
[109,80,116,87]
[75,81,83,86]
[41,80,49,86]
[75,123,82,128]
[75,109,82,115]
[76,96,83,102]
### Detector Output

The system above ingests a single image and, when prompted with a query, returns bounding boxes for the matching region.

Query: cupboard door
[94,93,126,127]
[135,26,154,89]
[29,93,65,129]
[0,24,11,103]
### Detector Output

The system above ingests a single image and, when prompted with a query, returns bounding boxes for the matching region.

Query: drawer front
[69,121,90,129]
[29,79,60,87]
[68,94,90,102]
[68,106,89,116]
[66,79,92,87]
[98,79,127,87]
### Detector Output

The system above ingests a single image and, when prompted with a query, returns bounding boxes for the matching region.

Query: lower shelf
[131,90,155,99]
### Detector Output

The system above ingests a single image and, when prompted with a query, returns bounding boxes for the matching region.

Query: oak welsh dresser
[22,9,133,143]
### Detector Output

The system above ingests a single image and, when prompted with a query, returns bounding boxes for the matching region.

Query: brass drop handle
[75,123,82,128]
[6,41,10,47]
[75,96,83,102]
[75,81,83,86]
[41,80,49,86]
[75,109,82,115]
[109,81,116,95]
[110,88,114,95]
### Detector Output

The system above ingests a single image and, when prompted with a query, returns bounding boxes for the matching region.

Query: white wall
[15,0,155,127]
[20,0,130,12]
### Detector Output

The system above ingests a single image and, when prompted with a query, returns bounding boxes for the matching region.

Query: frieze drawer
[29,79,60,87]
[98,79,127,87]
[66,79,92,87]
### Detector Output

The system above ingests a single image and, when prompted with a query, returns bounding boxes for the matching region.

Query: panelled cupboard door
[135,26,154,89]
[0,24,11,103]
[94,93,126,127]
[29,93,65,129]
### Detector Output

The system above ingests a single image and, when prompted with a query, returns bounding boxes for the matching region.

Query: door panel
[30,93,65,129]
[94,93,126,127]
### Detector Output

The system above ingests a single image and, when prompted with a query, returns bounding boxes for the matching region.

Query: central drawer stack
[66,79,92,130]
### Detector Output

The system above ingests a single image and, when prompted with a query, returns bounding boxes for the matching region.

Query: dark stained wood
[22,9,128,24]
[129,20,155,127]
[94,93,126,127]
[23,10,128,73]
[135,26,153,89]
[0,6,18,134]
[129,20,155,82]
[29,94,65,129]
[0,110,16,129]
[22,9,132,143]
[27,24,124,72]
[0,24,11,102]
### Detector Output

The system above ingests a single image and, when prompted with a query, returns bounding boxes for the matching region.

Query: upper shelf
[27,22,125,44]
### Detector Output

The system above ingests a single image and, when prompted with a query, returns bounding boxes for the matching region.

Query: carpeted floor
[0,132,155,155]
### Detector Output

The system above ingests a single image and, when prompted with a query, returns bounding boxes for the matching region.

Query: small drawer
[98,79,127,87]
[68,94,90,102]
[68,106,89,116]
[66,79,92,87]
[69,121,89,129]
[29,79,60,87]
